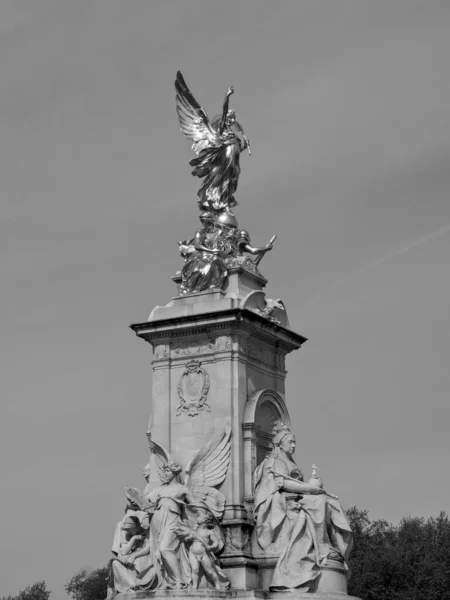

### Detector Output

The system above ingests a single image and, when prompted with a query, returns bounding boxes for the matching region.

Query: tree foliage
[62,509,450,600]
[347,507,450,600]
[1,581,51,600]
[65,566,109,600]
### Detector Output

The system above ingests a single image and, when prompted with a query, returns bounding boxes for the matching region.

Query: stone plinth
[252,554,348,594]
[130,269,306,590]
[127,267,357,598]
[114,590,360,600]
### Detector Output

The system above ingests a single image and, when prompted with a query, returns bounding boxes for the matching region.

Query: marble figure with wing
[108,426,232,592]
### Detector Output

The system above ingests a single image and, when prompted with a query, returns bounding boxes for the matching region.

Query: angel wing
[147,437,185,486]
[175,71,219,155]
[185,425,232,519]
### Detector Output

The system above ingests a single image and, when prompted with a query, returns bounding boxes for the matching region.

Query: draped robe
[108,509,156,595]
[148,482,192,589]
[253,451,353,590]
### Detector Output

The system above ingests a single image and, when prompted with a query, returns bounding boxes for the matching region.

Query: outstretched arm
[269,466,324,496]
[239,236,275,266]
[208,531,223,553]
[241,242,273,256]
[282,479,324,496]
[132,543,150,560]
[120,534,143,556]
[220,86,234,134]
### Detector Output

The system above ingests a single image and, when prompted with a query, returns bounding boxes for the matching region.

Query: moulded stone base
[253,556,349,594]
[269,594,360,600]
[316,561,348,595]
[113,590,361,600]
[113,591,265,600]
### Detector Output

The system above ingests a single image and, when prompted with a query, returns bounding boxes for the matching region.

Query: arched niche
[242,389,291,503]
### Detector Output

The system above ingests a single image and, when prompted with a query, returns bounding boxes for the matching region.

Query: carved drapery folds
[107,427,232,595]
[252,421,353,593]
[242,389,291,515]
[177,215,275,296]
[154,344,170,360]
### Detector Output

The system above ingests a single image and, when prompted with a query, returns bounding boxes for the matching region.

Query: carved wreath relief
[176,359,211,416]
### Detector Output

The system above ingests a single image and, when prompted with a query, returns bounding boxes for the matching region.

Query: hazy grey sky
[1,1,450,597]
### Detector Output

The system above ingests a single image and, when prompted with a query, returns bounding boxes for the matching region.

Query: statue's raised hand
[227,86,234,97]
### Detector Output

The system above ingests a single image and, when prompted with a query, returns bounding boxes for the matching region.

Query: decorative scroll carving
[240,256,257,273]
[154,344,169,360]
[172,335,231,358]
[176,359,211,416]
[224,525,251,554]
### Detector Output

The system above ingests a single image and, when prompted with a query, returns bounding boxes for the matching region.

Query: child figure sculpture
[175,512,229,590]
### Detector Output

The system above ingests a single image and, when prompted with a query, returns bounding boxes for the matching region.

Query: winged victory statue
[175,71,250,214]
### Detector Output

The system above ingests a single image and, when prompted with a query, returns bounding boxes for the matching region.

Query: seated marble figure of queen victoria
[253,422,353,591]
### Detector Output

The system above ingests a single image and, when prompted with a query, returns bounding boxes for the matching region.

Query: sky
[1,0,450,597]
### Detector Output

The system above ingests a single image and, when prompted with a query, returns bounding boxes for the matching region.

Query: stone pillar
[130,268,306,590]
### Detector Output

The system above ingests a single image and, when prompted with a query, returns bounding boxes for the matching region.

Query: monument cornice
[130,308,307,353]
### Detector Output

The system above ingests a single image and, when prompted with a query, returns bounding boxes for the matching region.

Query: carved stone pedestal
[270,594,360,600]
[131,267,305,590]
[114,590,361,600]
[252,555,348,594]
[124,266,357,598]
[316,561,349,594]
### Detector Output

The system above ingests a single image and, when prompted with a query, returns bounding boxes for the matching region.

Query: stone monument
[106,72,360,600]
